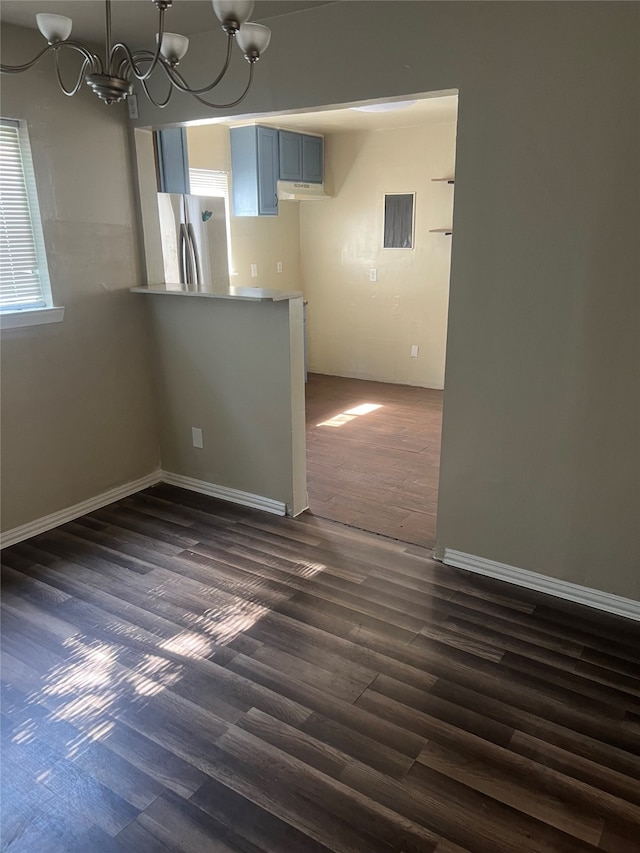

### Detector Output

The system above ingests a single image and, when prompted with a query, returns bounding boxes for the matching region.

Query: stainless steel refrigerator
[157,193,230,291]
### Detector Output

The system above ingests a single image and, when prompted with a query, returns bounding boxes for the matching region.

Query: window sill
[0,306,65,330]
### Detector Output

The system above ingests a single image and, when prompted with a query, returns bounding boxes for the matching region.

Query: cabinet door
[230,126,259,216]
[302,134,323,183]
[257,126,279,216]
[279,131,303,181]
[155,128,190,194]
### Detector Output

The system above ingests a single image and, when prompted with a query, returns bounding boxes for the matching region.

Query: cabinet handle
[274,193,278,208]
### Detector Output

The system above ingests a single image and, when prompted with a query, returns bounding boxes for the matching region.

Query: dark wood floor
[305,373,443,548]
[2,484,640,852]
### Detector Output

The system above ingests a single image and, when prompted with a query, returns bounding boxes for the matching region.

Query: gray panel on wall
[383,193,414,248]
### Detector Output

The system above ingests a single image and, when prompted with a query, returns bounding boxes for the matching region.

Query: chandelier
[0,0,271,108]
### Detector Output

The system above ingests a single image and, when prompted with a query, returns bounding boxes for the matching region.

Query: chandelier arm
[140,76,174,109]
[0,43,53,74]
[189,62,255,109]
[126,33,234,97]
[117,48,154,79]
[54,51,90,96]
[110,7,166,82]
[166,34,235,95]
[0,41,99,75]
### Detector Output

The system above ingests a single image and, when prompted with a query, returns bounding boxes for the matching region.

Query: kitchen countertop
[130,284,303,302]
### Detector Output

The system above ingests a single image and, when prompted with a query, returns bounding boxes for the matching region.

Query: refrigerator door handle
[179,223,187,284]
[187,222,202,288]
[181,223,196,285]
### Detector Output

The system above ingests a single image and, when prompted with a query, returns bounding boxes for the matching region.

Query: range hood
[277,181,330,201]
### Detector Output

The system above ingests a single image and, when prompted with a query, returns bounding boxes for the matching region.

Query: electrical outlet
[411,345,419,358]
[191,427,203,448]
[251,264,258,277]
[276,261,283,273]
[369,268,378,282]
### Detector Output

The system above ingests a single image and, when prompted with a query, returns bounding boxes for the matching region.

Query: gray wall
[0,25,159,531]
[146,294,306,515]
[135,1,640,599]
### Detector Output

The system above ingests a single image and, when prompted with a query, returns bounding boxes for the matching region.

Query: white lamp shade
[236,22,271,56]
[212,1,254,26]
[36,13,72,43]
[157,32,190,63]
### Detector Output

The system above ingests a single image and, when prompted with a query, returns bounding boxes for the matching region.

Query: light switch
[127,94,139,119]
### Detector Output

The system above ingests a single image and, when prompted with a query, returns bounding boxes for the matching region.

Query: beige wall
[187,125,302,292]
[0,25,159,532]
[135,2,640,600]
[190,120,456,389]
[146,294,306,515]
[300,123,456,388]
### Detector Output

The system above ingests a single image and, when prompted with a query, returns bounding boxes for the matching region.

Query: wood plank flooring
[305,373,443,548]
[2,483,640,852]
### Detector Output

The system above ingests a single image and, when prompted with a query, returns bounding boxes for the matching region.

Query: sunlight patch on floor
[16,552,330,761]
[190,600,271,646]
[295,561,326,579]
[317,402,383,428]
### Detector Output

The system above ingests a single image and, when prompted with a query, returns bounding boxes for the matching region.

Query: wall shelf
[432,177,454,233]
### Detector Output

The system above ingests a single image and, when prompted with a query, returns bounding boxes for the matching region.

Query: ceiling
[0,0,458,135]
[0,1,337,46]
[214,94,459,135]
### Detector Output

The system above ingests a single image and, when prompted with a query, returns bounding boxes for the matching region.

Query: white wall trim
[0,470,162,549]
[442,549,640,622]
[0,306,65,330]
[0,470,286,550]
[160,471,286,516]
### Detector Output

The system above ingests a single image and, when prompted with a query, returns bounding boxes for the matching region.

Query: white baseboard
[160,471,287,517]
[0,470,162,549]
[442,548,640,622]
[0,470,287,550]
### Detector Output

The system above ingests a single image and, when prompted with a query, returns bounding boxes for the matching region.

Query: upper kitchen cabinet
[230,125,279,217]
[278,131,302,181]
[155,128,190,194]
[279,130,323,183]
[301,134,323,183]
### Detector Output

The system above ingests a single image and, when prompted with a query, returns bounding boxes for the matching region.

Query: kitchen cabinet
[155,128,190,194]
[230,125,279,217]
[278,131,303,181]
[301,134,323,183]
[230,125,325,216]
[278,130,323,183]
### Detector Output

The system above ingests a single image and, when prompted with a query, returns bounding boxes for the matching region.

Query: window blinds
[188,168,229,199]
[189,168,234,274]
[0,120,46,309]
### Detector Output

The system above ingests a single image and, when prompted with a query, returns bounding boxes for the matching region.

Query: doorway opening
[296,93,457,548]
[184,90,457,548]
